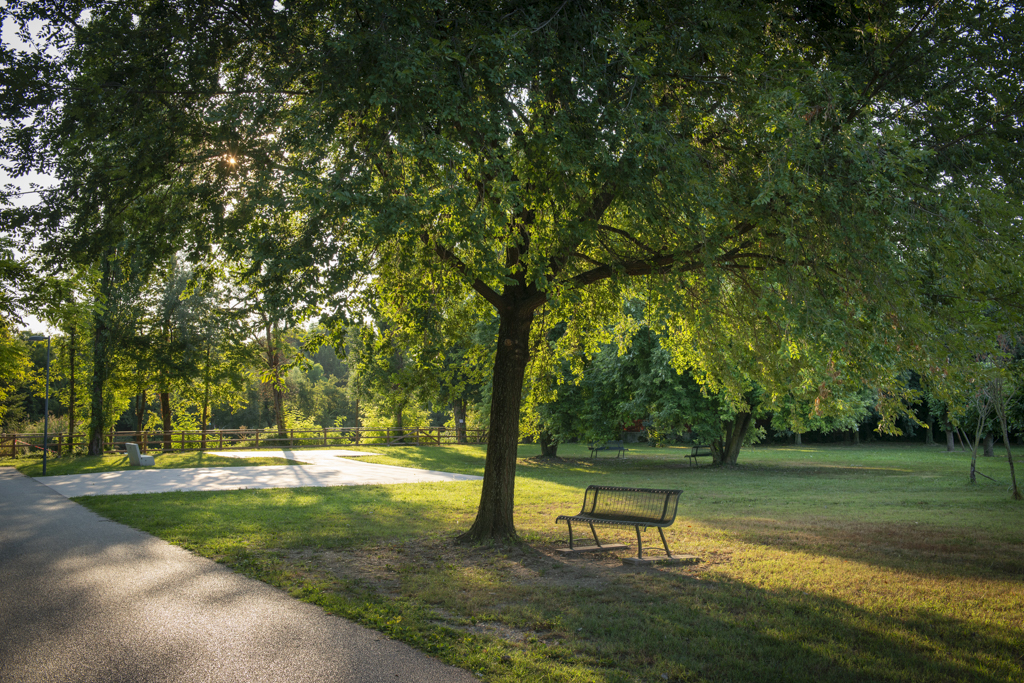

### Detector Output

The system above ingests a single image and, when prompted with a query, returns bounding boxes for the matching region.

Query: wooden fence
[0,426,488,458]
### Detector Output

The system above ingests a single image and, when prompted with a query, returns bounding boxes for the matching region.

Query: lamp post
[28,335,51,475]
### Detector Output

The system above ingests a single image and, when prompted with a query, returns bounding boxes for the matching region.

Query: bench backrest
[126,442,142,466]
[579,485,681,525]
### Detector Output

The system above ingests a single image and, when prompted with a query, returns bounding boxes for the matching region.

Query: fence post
[255,431,260,448]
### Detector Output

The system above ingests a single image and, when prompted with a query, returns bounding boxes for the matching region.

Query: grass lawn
[2,451,307,477]
[74,443,1023,682]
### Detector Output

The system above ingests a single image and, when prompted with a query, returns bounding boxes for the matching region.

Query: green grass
[74,443,1024,682]
[3,450,307,477]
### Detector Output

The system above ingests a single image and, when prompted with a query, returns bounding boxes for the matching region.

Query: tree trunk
[925,419,935,445]
[134,389,146,443]
[87,254,113,457]
[794,432,802,445]
[160,390,172,451]
[539,430,558,458]
[458,308,533,542]
[267,321,287,442]
[851,427,860,446]
[945,425,955,452]
[452,398,468,444]
[983,433,995,458]
[714,412,752,466]
[201,342,211,451]
[995,396,1023,500]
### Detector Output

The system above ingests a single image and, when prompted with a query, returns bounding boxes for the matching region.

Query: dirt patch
[298,535,714,644]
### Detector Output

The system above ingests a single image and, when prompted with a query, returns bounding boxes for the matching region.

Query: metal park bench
[556,485,682,560]
[687,444,713,467]
[588,440,626,459]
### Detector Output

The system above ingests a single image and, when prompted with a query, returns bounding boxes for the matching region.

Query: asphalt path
[33,449,481,497]
[0,468,479,682]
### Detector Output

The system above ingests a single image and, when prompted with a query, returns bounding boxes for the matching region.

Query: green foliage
[0,331,31,428]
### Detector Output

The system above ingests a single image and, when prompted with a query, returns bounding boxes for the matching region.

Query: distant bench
[687,444,713,467]
[588,440,626,459]
[126,442,155,467]
[556,485,682,559]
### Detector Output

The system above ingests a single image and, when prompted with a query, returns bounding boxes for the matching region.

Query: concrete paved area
[0,468,479,682]
[34,449,481,497]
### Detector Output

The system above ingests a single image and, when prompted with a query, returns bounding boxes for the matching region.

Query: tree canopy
[4,0,1023,538]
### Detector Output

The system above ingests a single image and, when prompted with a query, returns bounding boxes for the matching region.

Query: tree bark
[200,342,211,451]
[452,398,468,444]
[925,419,935,445]
[794,432,802,445]
[87,254,113,457]
[995,396,1022,500]
[160,391,172,451]
[134,389,146,444]
[458,308,533,542]
[714,412,752,466]
[539,430,558,458]
[983,433,995,458]
[266,321,287,442]
[945,425,955,452]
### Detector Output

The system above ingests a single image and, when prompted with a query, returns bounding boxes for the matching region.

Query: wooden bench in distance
[687,444,713,467]
[126,442,155,467]
[588,440,626,459]
[555,485,697,565]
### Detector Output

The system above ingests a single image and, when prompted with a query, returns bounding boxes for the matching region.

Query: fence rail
[0,426,488,459]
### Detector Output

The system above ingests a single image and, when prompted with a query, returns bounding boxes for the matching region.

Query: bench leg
[589,522,602,547]
[635,526,644,559]
[568,521,575,550]
[658,527,673,558]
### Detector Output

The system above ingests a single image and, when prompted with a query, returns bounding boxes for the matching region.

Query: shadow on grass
[526,549,1021,683]
[76,482,1022,683]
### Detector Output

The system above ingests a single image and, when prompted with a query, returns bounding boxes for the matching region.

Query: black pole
[43,337,50,476]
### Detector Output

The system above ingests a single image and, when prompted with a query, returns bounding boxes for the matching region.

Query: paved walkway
[0,468,479,682]
[34,449,481,497]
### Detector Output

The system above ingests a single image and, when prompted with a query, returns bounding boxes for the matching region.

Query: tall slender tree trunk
[995,394,1022,500]
[87,254,113,457]
[201,342,212,451]
[945,423,955,452]
[452,398,468,444]
[160,391,172,451]
[925,419,935,445]
[458,308,533,542]
[134,389,146,443]
[266,321,287,442]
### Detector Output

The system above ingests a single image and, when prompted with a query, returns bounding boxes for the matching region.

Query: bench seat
[556,485,682,559]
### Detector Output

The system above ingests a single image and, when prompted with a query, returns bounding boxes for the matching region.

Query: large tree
[5,1,1023,537]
